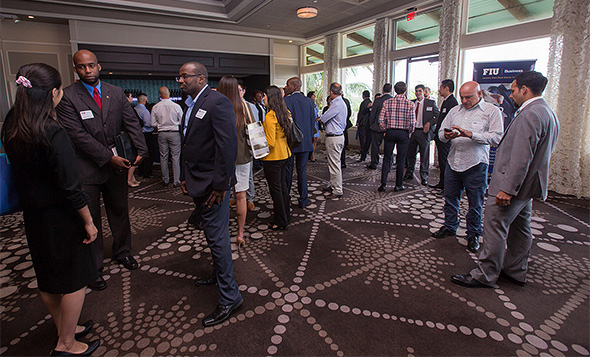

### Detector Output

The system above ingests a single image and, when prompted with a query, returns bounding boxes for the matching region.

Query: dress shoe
[467,236,480,253]
[88,276,107,291]
[432,226,455,239]
[326,193,343,200]
[429,183,444,190]
[194,274,217,287]
[393,185,405,192]
[421,179,428,186]
[117,255,138,270]
[51,339,101,356]
[403,173,413,181]
[202,299,243,327]
[366,164,377,170]
[377,185,386,192]
[247,201,255,211]
[298,202,310,209]
[75,320,93,340]
[451,274,492,288]
[499,271,526,286]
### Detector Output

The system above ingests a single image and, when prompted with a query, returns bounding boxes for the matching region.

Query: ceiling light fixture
[297,7,318,19]
[28,15,34,19]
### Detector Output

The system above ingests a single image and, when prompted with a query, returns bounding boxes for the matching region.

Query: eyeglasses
[175,74,202,82]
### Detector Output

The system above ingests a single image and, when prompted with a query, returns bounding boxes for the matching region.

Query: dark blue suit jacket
[180,86,237,198]
[284,92,316,153]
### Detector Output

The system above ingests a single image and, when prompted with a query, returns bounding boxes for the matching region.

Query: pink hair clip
[16,76,32,88]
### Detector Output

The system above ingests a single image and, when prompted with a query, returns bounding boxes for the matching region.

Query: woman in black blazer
[1,63,101,356]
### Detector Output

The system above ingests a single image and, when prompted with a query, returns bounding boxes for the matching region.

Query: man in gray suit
[451,71,559,288]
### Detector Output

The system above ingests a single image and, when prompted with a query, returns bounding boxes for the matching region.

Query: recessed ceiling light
[148,73,152,76]
[289,40,293,43]
[108,72,113,75]
[297,7,318,19]
[28,16,34,19]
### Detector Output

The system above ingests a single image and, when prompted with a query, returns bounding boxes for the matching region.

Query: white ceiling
[1,0,435,41]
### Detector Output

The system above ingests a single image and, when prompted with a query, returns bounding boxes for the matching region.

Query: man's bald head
[285,77,302,95]
[73,49,101,86]
[73,49,98,66]
[159,86,170,99]
[459,81,482,109]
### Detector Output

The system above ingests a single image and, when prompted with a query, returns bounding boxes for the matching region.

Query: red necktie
[415,101,420,118]
[93,87,102,110]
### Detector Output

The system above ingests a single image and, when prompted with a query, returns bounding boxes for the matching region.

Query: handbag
[245,121,270,159]
[287,117,304,149]
[0,140,21,215]
[113,132,137,163]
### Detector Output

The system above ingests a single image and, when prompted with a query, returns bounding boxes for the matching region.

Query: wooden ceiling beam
[496,0,530,21]
[306,48,324,60]
[347,32,374,48]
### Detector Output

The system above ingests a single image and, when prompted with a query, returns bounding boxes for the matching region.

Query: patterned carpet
[1,150,589,356]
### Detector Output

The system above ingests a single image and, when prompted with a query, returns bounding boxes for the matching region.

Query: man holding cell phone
[431,81,503,254]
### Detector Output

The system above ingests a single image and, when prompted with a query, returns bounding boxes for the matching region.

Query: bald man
[57,50,147,290]
[431,81,503,254]
[151,87,183,187]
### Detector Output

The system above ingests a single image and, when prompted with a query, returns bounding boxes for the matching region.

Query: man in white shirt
[432,81,503,253]
[151,87,183,187]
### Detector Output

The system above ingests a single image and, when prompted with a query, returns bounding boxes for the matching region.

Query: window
[394,8,441,50]
[468,0,555,34]
[392,55,439,100]
[304,71,325,109]
[342,65,374,121]
[344,25,375,58]
[305,42,325,66]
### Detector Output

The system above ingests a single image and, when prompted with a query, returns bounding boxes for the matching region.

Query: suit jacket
[369,93,393,132]
[412,98,440,138]
[434,94,459,133]
[180,86,237,198]
[57,81,147,185]
[488,98,559,201]
[356,98,372,127]
[284,92,317,153]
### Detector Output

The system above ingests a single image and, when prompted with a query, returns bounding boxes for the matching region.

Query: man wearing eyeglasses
[176,62,243,327]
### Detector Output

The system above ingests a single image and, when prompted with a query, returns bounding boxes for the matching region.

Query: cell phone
[444,128,452,132]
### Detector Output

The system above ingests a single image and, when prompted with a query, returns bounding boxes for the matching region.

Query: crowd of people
[1,47,558,355]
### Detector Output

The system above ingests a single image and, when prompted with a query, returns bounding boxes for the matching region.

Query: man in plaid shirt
[377,81,416,192]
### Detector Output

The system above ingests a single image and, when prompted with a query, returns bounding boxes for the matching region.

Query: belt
[326,133,343,137]
[159,130,179,132]
[416,127,423,130]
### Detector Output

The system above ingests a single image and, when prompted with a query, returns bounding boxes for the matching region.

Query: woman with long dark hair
[261,85,292,230]
[1,63,100,356]
[216,76,255,248]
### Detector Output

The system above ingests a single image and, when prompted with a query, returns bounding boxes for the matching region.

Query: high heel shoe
[51,339,100,356]
[270,225,287,231]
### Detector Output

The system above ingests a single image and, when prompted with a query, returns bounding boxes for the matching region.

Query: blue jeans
[443,162,488,237]
[381,129,410,187]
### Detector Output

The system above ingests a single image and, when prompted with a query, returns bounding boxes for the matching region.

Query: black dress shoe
[194,274,217,287]
[88,276,107,291]
[202,299,243,327]
[393,185,405,192]
[51,339,100,356]
[421,179,428,186]
[429,183,444,189]
[432,226,455,239]
[499,271,526,286]
[403,173,413,181]
[467,236,480,253]
[325,193,343,200]
[377,185,386,192]
[75,320,93,340]
[451,274,492,288]
[117,255,138,270]
[366,164,377,170]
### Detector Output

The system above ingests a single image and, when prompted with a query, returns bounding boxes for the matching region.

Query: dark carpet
[1,150,589,356]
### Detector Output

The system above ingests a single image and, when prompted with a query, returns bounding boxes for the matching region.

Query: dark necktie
[93,87,102,110]
[415,101,420,118]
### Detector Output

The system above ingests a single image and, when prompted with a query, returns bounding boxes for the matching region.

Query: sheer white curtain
[545,0,590,197]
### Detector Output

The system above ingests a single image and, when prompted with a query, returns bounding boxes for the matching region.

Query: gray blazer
[488,98,559,201]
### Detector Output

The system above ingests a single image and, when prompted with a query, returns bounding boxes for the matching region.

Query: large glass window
[342,64,374,121]
[392,55,439,100]
[468,0,555,34]
[394,8,441,50]
[344,25,375,58]
[305,42,325,66]
[303,71,325,110]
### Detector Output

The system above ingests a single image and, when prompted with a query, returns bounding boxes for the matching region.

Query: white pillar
[373,17,389,96]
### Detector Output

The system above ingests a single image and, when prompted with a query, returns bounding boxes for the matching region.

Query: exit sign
[406,11,415,21]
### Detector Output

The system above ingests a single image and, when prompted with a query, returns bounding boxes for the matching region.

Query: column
[373,17,389,96]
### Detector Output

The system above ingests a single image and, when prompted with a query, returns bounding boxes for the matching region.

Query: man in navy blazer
[284,77,316,208]
[178,61,242,326]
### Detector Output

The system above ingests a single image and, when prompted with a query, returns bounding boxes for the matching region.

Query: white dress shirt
[151,98,183,131]
[415,98,424,128]
[439,99,503,172]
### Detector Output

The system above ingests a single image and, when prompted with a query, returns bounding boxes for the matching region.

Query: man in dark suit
[356,90,372,162]
[340,95,353,168]
[367,83,393,169]
[57,50,147,291]
[430,79,459,190]
[404,84,440,185]
[284,77,316,208]
[178,61,242,326]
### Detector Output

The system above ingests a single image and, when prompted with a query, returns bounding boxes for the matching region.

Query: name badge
[80,110,94,120]
[426,106,433,112]
[196,109,207,119]
[442,108,447,113]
